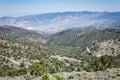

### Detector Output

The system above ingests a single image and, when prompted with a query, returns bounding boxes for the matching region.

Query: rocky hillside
[90,39,120,57]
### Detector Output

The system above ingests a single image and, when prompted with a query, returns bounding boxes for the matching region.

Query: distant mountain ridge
[0,11,120,33]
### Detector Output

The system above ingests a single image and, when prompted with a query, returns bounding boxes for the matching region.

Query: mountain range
[0,11,120,33]
[0,11,120,80]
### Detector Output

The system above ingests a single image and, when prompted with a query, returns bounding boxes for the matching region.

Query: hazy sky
[0,0,120,17]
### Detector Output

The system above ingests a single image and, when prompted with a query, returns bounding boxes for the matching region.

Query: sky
[0,0,120,17]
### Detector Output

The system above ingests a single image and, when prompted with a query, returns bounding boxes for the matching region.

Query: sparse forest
[0,26,120,80]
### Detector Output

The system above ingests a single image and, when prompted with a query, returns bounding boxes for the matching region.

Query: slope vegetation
[47,29,120,47]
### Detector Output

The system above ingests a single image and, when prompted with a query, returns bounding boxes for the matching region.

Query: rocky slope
[91,39,120,57]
